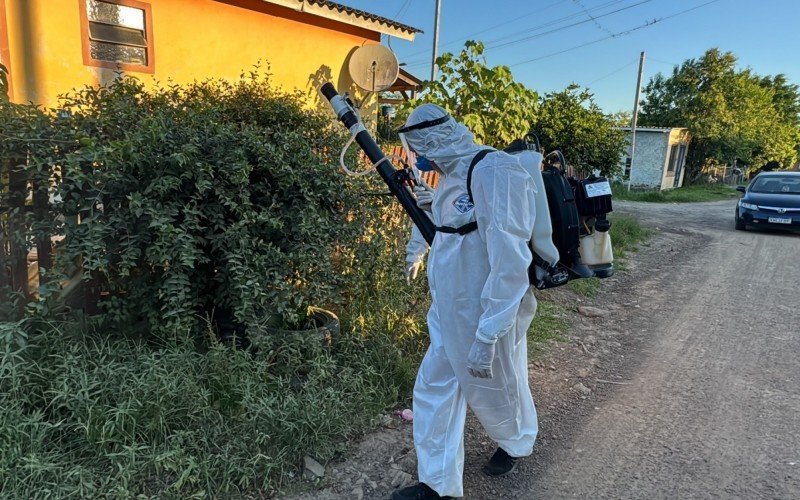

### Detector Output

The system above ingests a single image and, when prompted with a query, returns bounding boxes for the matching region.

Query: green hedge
[1,73,407,334]
[0,73,431,496]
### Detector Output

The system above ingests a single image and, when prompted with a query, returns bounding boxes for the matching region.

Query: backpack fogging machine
[504,135,615,288]
[320,82,436,245]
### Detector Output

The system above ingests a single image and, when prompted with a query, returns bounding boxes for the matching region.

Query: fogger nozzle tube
[321,82,436,245]
[321,84,348,119]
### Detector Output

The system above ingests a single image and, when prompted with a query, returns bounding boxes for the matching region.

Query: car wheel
[735,212,746,231]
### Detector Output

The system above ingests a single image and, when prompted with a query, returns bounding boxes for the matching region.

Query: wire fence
[701,164,746,186]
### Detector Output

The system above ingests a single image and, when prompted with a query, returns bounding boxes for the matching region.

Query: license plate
[768,217,792,224]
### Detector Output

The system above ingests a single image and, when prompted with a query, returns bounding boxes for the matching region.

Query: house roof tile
[307,0,422,35]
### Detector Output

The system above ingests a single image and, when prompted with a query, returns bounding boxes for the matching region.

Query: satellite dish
[348,45,400,92]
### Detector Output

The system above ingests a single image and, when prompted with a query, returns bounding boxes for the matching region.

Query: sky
[335,0,800,114]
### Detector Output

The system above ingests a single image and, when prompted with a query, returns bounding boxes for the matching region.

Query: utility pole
[431,0,442,81]
[627,51,646,191]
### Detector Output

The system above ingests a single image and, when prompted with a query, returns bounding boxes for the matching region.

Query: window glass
[750,176,800,194]
[84,0,149,67]
[667,145,678,172]
[89,23,147,47]
[86,0,145,30]
[89,41,146,66]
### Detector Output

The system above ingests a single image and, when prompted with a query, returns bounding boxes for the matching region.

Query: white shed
[618,127,691,190]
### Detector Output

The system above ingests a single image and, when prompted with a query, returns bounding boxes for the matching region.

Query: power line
[384,0,413,49]
[393,0,413,22]
[507,0,721,68]
[480,0,629,48]
[401,0,632,66]
[649,56,679,66]
[403,0,652,67]
[573,0,616,36]
[403,0,645,68]
[486,0,653,51]
[399,0,572,61]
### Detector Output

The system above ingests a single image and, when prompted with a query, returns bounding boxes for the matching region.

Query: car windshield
[749,176,800,194]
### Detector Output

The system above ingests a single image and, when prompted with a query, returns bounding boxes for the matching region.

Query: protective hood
[400,104,484,175]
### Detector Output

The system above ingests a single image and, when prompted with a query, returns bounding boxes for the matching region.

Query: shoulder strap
[466,149,495,204]
[435,149,495,237]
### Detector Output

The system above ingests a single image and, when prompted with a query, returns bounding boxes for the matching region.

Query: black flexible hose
[525,132,541,152]
[545,150,568,173]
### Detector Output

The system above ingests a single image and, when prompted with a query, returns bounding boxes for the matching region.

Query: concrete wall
[629,130,670,188]
[1,0,379,110]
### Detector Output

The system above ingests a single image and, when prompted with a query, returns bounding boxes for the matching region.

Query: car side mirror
[736,185,746,193]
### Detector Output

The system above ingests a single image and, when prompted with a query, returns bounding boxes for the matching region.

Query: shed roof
[616,126,688,133]
[260,0,422,40]
[388,68,423,92]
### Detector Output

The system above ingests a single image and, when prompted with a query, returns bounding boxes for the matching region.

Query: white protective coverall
[402,104,539,497]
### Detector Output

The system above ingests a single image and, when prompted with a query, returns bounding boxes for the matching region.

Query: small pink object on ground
[400,409,413,422]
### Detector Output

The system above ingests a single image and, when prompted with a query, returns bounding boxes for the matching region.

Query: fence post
[8,161,30,312]
[32,177,52,279]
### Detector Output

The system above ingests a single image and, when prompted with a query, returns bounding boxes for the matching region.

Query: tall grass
[608,213,654,259]
[568,277,601,297]
[1,315,419,497]
[612,182,738,203]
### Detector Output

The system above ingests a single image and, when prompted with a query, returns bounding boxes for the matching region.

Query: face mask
[415,156,435,172]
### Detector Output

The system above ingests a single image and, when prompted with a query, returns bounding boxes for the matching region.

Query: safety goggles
[397,114,451,174]
[396,114,451,134]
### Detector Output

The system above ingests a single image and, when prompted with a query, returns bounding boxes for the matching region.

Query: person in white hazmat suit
[393,104,539,500]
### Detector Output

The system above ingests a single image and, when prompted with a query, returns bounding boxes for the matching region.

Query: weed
[528,300,570,358]
[568,277,601,298]
[609,214,654,259]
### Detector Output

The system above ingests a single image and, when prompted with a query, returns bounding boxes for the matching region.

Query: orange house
[0,0,419,109]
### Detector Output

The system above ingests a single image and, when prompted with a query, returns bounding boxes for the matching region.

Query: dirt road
[503,200,800,499]
[290,199,800,499]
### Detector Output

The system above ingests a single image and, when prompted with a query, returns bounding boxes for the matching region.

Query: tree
[760,74,800,126]
[402,41,539,148]
[608,110,632,128]
[760,73,800,162]
[639,48,800,178]
[531,84,626,176]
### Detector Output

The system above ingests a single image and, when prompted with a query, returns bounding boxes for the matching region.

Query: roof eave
[261,0,420,41]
